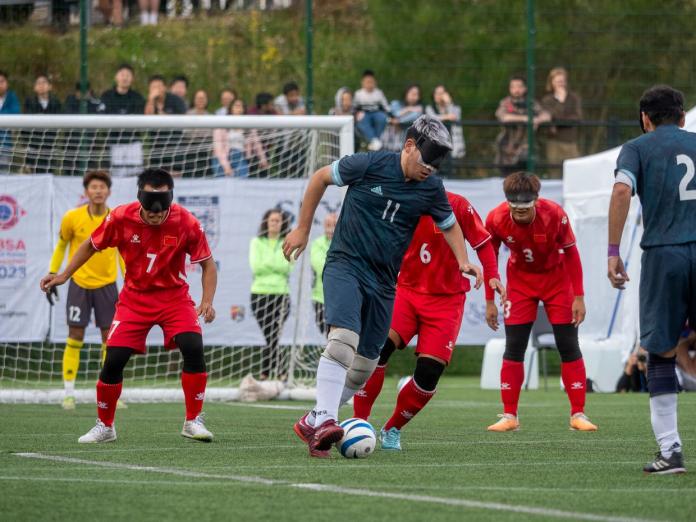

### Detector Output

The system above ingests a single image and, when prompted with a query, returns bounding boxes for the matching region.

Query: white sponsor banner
[43,176,562,347]
[0,175,53,342]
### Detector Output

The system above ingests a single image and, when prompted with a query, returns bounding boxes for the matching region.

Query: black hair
[116,63,134,74]
[640,85,685,128]
[0,70,8,80]
[509,75,527,86]
[221,87,237,97]
[191,89,209,109]
[137,168,174,190]
[403,84,421,105]
[74,81,91,91]
[255,92,274,108]
[405,126,419,143]
[148,74,166,84]
[362,69,376,78]
[283,81,299,95]
[229,98,247,114]
[258,208,291,238]
[35,73,50,83]
[171,75,189,87]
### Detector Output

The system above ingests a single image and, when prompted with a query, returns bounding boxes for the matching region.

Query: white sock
[140,12,148,25]
[149,12,158,25]
[650,393,682,457]
[306,410,316,427]
[64,379,75,397]
[313,357,348,427]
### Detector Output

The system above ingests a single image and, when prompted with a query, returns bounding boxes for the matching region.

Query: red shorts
[390,286,466,364]
[106,286,201,354]
[504,265,573,325]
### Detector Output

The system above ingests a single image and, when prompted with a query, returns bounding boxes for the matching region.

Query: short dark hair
[83,170,112,189]
[640,85,685,128]
[35,73,50,83]
[148,74,166,85]
[74,81,91,91]
[503,171,541,196]
[255,92,274,108]
[137,168,174,190]
[362,69,375,78]
[509,75,527,86]
[171,75,189,87]
[283,81,299,95]
[258,208,291,238]
[0,70,8,80]
[116,63,134,74]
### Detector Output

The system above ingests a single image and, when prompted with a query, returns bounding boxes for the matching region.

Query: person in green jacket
[249,208,293,379]
[310,213,337,336]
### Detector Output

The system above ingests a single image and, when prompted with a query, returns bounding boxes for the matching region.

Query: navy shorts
[639,242,696,353]
[322,261,395,359]
[66,280,118,329]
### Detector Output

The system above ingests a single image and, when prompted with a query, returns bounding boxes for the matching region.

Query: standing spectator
[385,84,423,150]
[64,82,102,114]
[212,99,268,177]
[166,0,192,18]
[215,88,237,116]
[170,75,189,110]
[138,0,160,25]
[97,0,124,26]
[183,89,211,177]
[274,81,306,115]
[0,70,21,173]
[353,70,390,151]
[249,209,293,380]
[329,87,353,116]
[494,75,550,176]
[426,85,465,159]
[100,64,146,176]
[23,74,62,174]
[310,213,337,336]
[541,67,583,174]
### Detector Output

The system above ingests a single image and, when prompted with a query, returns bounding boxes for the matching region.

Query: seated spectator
[183,89,212,177]
[24,74,62,115]
[170,75,189,110]
[274,81,306,115]
[249,92,277,115]
[426,84,465,159]
[23,74,62,174]
[64,81,102,114]
[329,87,353,116]
[0,70,21,173]
[215,88,237,116]
[138,0,160,25]
[541,67,583,173]
[187,89,209,116]
[63,82,103,175]
[100,64,145,115]
[616,347,648,393]
[494,75,550,176]
[384,84,423,150]
[146,75,186,173]
[145,75,187,115]
[97,0,124,26]
[353,69,390,151]
[212,99,268,177]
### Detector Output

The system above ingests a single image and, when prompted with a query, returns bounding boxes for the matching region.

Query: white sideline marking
[13,452,661,522]
[0,476,253,487]
[225,402,309,411]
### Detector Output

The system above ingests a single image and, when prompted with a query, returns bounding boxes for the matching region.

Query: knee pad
[647,353,678,397]
[413,357,445,392]
[345,354,379,391]
[503,323,533,362]
[322,327,359,369]
[378,337,397,366]
[176,332,206,373]
[551,324,582,362]
[99,347,134,384]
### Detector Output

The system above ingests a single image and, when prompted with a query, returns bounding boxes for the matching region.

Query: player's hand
[572,296,586,328]
[607,256,629,289]
[486,300,499,331]
[282,228,309,261]
[40,272,67,294]
[488,278,506,302]
[460,263,483,289]
[196,301,216,323]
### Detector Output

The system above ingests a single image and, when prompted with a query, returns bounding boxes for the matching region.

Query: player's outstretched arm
[283,165,333,261]
[607,182,632,289]
[40,239,96,292]
[196,257,217,323]
[441,222,483,289]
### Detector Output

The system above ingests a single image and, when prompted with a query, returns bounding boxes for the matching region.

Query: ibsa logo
[0,195,26,231]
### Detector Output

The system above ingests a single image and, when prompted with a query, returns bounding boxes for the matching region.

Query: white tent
[560,106,696,391]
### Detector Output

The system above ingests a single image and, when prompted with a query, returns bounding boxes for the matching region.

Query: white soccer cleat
[181,414,214,442]
[78,419,117,443]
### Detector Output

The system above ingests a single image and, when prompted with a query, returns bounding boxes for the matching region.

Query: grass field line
[0,475,257,487]
[224,402,310,411]
[12,452,663,522]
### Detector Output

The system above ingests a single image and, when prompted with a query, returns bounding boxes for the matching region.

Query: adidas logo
[370,186,383,196]
[571,381,584,390]
[97,401,108,409]
[195,392,205,401]
[501,382,511,390]
[400,410,414,420]
[131,234,140,243]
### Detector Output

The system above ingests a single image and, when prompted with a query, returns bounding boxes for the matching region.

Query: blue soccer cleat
[380,427,402,451]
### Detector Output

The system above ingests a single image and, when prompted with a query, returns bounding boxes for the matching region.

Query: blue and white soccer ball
[336,418,376,458]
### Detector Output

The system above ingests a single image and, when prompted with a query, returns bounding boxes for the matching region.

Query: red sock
[96,380,122,427]
[182,372,207,421]
[500,359,524,416]
[561,358,586,415]
[353,365,386,420]
[383,378,435,431]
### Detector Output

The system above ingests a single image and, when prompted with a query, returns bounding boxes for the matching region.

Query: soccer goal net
[0,115,353,403]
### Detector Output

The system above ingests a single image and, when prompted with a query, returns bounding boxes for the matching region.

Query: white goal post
[0,114,354,403]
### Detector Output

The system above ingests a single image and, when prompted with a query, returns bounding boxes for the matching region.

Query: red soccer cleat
[293,412,315,443]
[308,419,344,458]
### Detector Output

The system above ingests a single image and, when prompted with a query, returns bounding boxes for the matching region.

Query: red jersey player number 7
[40,168,218,445]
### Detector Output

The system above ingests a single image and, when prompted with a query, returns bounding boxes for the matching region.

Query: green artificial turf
[0,377,692,522]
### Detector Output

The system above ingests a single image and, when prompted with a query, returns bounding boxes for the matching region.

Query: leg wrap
[323,327,359,369]
[378,337,397,366]
[176,332,206,373]
[503,323,533,362]
[552,324,582,362]
[99,347,134,384]
[648,353,678,397]
[345,354,378,391]
[413,357,445,392]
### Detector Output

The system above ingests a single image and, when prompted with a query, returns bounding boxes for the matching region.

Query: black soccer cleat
[643,446,686,475]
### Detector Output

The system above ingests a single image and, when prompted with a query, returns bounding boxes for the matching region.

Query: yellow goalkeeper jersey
[49,204,122,289]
